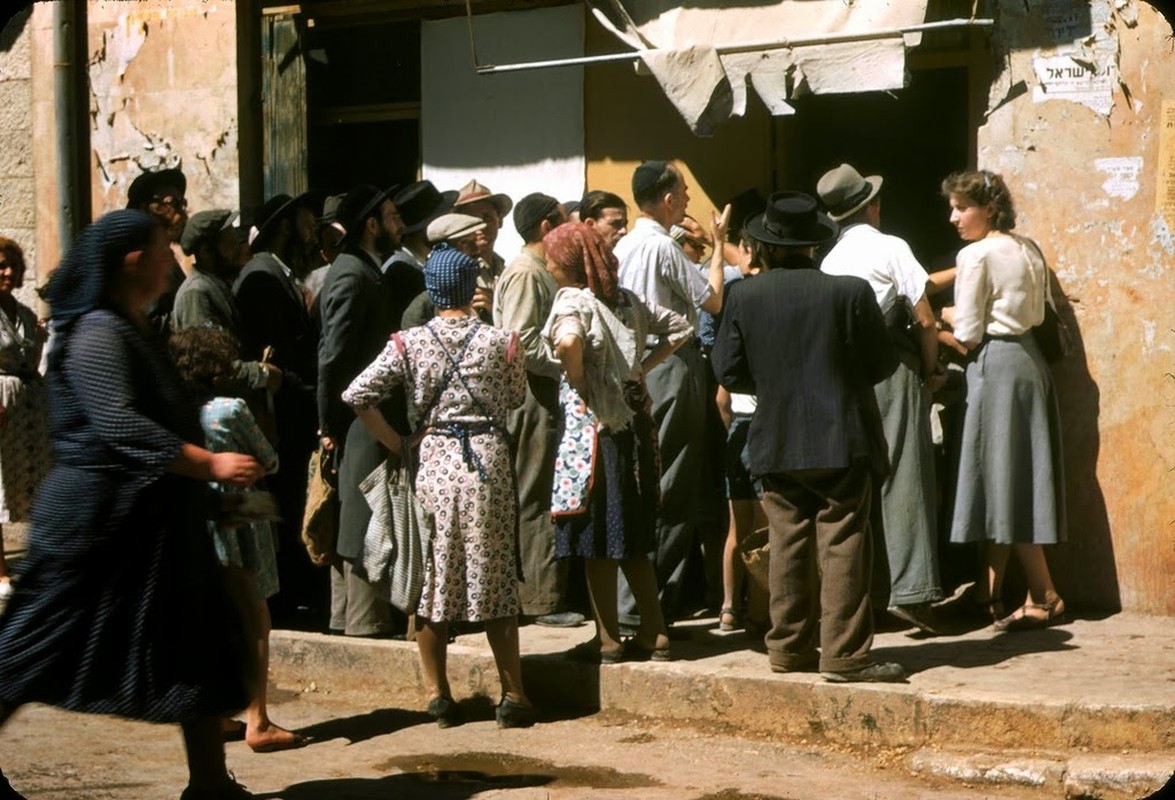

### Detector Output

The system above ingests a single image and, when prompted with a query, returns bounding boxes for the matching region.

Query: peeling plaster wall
[0,7,38,309]
[981,0,1174,613]
[87,1,239,216]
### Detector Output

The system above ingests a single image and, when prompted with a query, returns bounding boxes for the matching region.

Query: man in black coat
[711,191,904,683]
[233,191,323,628]
[317,184,406,637]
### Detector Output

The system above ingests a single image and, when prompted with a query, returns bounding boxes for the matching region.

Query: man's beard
[373,229,399,260]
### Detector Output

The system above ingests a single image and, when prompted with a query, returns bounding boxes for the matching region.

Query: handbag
[359,455,432,614]
[300,445,339,566]
[1024,239,1072,363]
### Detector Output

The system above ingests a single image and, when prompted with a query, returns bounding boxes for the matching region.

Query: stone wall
[980,0,1174,613]
[0,7,37,309]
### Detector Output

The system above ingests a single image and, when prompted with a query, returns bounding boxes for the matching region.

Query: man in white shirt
[614,161,725,628]
[817,163,946,634]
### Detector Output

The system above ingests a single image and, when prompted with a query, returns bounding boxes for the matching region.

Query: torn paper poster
[1157,100,1175,230]
[1094,157,1143,199]
[1032,54,1116,115]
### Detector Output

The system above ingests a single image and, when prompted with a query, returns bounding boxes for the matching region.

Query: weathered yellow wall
[85,1,240,217]
[583,13,776,226]
[981,1,1174,613]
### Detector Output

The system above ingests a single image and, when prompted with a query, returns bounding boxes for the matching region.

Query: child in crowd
[170,326,307,753]
[715,231,766,633]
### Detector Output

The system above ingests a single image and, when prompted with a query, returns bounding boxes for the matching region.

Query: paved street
[1,688,1058,800]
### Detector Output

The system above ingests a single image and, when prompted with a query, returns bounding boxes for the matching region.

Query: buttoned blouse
[951,234,1047,347]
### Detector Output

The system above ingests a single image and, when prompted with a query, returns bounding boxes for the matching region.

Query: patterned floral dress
[343,316,526,623]
[0,299,49,524]
[200,396,281,600]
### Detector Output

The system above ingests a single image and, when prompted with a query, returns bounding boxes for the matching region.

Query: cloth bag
[359,456,432,614]
[1025,239,1072,363]
[300,445,338,566]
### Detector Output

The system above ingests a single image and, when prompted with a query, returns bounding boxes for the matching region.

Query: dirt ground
[0,684,1064,800]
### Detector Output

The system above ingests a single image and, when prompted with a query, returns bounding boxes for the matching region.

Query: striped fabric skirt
[950,335,1066,545]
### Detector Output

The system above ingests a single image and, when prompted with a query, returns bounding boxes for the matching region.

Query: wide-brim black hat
[126,167,187,210]
[395,180,458,235]
[744,191,838,247]
[336,184,402,243]
[252,190,322,251]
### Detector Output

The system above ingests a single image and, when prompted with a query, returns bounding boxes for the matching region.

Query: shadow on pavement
[295,707,429,745]
[259,749,662,798]
[870,627,1077,675]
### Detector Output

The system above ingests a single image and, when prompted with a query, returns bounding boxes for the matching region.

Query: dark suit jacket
[233,251,318,387]
[711,259,897,478]
[317,248,400,442]
[233,251,319,458]
[382,253,427,338]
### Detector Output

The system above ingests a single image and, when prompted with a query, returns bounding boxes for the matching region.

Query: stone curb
[269,630,1175,755]
[910,749,1175,799]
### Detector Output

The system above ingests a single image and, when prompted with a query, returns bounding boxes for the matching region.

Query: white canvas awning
[470,1,992,135]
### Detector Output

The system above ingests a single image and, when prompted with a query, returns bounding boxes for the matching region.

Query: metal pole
[473,17,995,75]
[53,0,88,246]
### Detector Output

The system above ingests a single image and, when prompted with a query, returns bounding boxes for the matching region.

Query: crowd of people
[0,158,1067,799]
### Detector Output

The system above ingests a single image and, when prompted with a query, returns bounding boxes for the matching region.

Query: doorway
[781,66,972,270]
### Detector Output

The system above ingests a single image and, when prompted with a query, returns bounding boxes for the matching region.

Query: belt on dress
[424,420,503,481]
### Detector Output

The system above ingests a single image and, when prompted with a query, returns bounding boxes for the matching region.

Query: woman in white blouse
[940,170,1066,632]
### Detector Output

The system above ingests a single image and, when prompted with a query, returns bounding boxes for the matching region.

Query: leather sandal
[718,607,739,632]
[993,594,1066,632]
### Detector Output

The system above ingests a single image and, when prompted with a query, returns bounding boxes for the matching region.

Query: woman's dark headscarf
[45,210,161,365]
[47,209,161,329]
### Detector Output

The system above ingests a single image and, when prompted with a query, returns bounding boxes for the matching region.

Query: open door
[261,12,308,198]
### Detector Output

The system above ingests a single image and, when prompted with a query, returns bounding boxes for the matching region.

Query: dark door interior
[781,67,971,271]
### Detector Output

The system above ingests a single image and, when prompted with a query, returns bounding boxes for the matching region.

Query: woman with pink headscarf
[541,222,693,663]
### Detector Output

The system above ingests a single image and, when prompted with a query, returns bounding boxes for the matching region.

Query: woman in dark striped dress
[0,211,265,800]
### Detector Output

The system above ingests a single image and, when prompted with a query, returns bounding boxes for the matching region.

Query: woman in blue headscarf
[344,243,533,729]
[0,210,265,800]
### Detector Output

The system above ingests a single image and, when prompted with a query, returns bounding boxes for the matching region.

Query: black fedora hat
[126,167,187,210]
[394,180,458,235]
[744,191,838,248]
[251,190,322,251]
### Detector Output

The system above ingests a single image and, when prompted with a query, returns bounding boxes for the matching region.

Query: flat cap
[427,212,487,244]
[180,208,235,255]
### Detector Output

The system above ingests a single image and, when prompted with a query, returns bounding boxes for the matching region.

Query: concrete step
[269,612,1175,761]
[909,748,1175,800]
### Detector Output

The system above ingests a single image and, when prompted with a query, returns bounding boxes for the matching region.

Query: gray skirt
[950,335,1066,545]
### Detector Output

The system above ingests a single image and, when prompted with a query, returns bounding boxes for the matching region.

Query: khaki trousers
[761,465,875,673]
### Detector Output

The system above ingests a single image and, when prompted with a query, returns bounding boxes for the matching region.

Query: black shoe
[821,662,906,683]
[495,697,537,729]
[532,611,586,628]
[179,777,253,799]
[427,696,460,728]
[888,602,940,635]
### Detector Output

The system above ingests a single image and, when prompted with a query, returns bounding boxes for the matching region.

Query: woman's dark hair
[737,229,767,271]
[941,170,1016,232]
[170,326,240,401]
[0,237,27,288]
